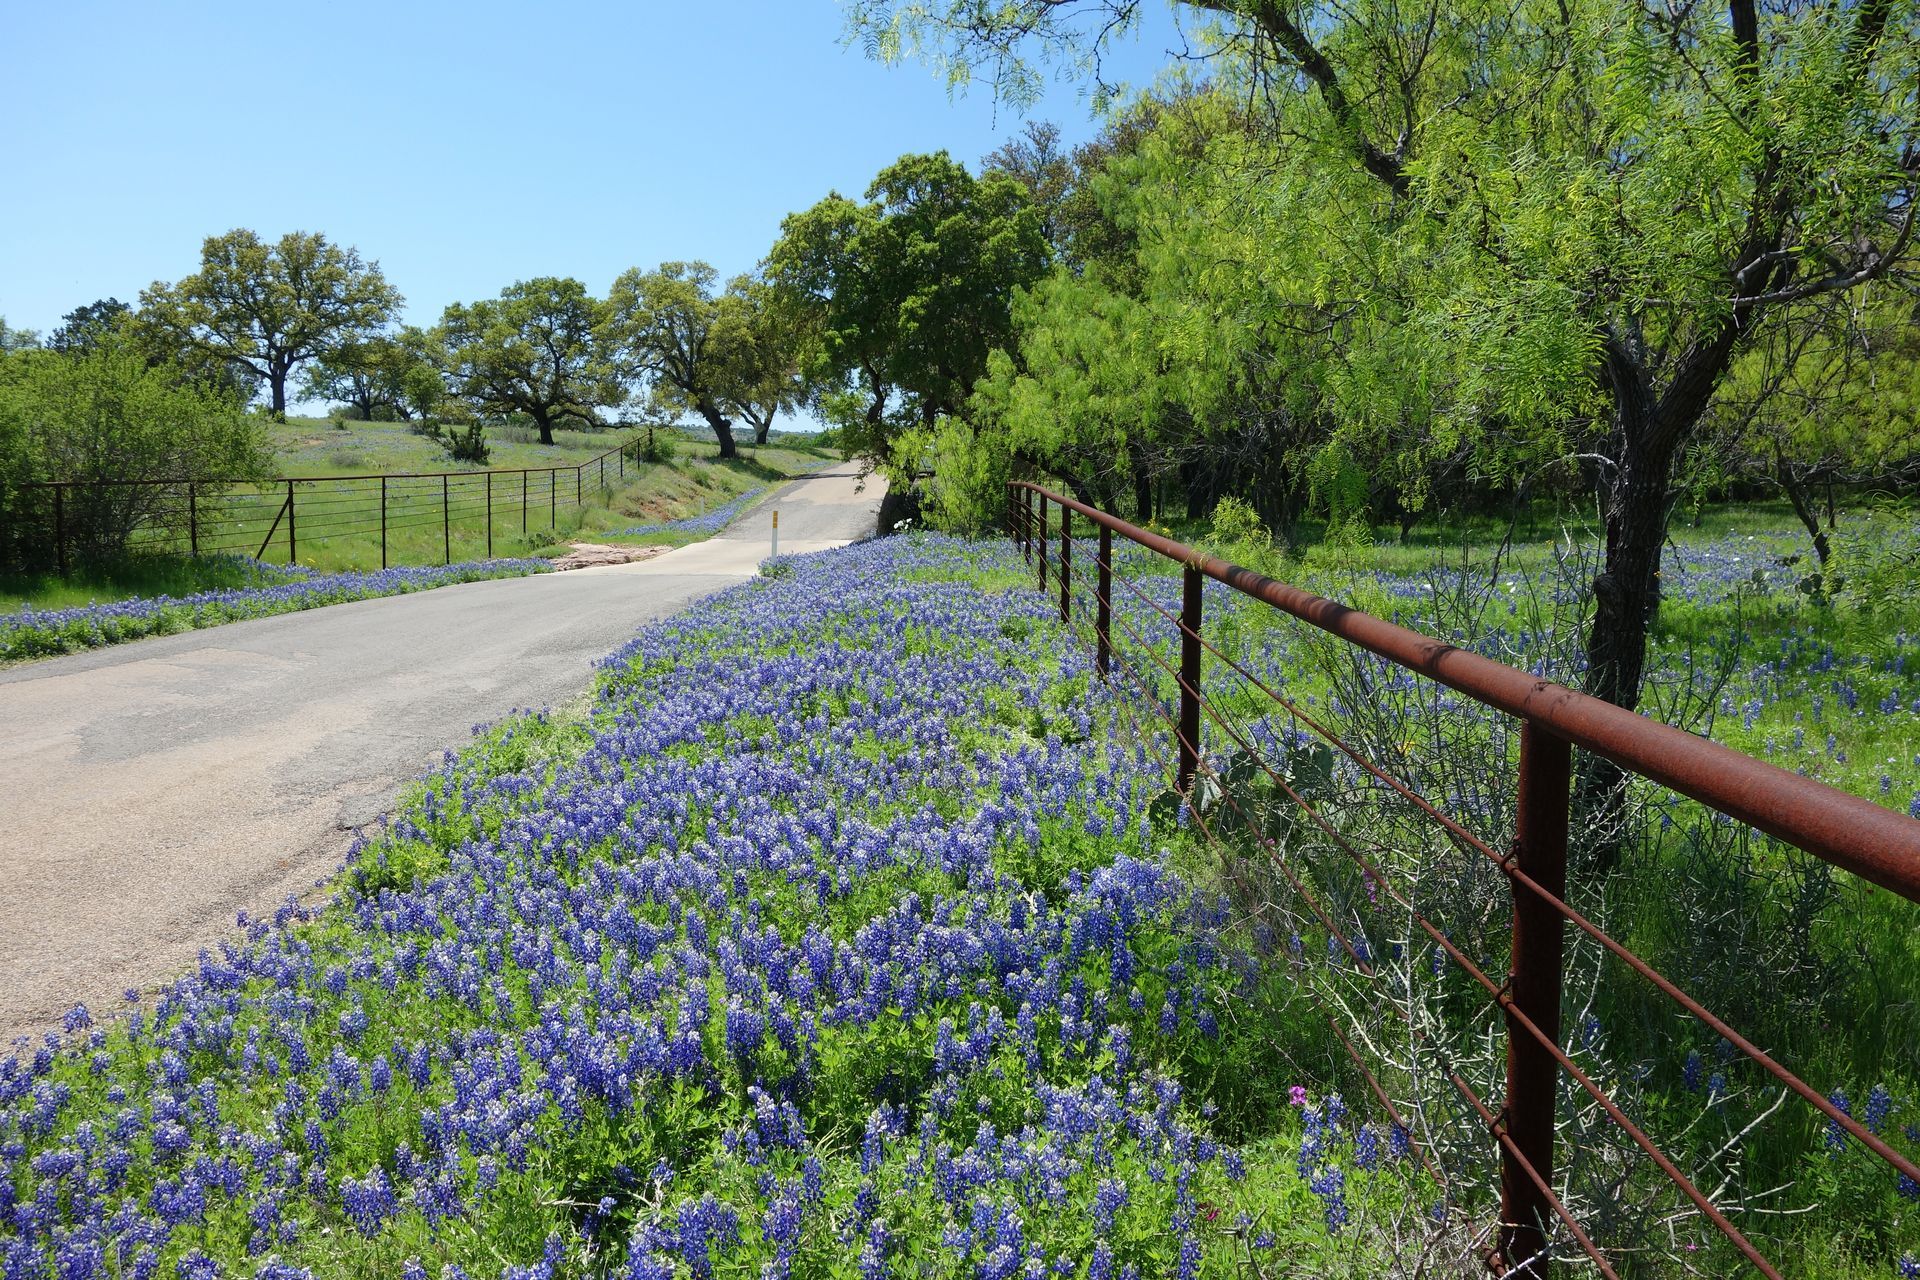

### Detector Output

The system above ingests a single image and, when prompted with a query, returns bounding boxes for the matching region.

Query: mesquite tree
[847,0,1919,722]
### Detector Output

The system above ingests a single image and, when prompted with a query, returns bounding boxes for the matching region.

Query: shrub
[1209,494,1270,553]
[0,337,271,572]
[425,420,491,465]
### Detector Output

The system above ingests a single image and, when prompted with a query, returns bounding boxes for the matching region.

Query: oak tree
[139,229,402,417]
[437,279,620,445]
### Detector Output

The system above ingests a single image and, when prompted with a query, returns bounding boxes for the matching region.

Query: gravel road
[0,465,884,1044]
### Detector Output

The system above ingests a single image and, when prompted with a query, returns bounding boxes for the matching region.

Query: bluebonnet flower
[858,1219,891,1280]
[342,1167,397,1236]
[1310,1164,1349,1233]
[0,558,551,662]
[1825,1090,1853,1151]
[1865,1085,1893,1135]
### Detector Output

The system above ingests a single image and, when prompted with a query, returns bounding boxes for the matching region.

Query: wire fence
[1009,480,1920,1278]
[13,435,647,574]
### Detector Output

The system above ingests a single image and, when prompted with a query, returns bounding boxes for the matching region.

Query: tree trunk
[1131,446,1153,523]
[1575,329,1735,869]
[532,412,556,447]
[755,419,771,447]
[698,401,739,459]
[1776,455,1831,566]
[268,367,289,418]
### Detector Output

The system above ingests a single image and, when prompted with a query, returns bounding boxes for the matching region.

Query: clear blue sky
[1,1,1186,351]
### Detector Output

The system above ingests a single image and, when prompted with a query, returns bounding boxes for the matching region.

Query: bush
[637,423,678,464]
[425,420,490,465]
[0,337,271,572]
[1209,494,1270,553]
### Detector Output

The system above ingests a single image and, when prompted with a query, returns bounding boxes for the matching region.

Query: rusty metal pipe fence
[1008,480,1920,1278]
[13,434,645,575]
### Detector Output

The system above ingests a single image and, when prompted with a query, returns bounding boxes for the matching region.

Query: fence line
[1008,480,1920,1278]
[16,433,646,574]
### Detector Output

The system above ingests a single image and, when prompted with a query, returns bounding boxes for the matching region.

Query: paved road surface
[0,466,884,1044]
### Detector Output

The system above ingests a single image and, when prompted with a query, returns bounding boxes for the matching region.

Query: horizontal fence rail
[1007,480,1920,1279]
[12,433,646,574]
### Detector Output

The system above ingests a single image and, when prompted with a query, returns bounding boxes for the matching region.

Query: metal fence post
[550,470,557,528]
[1038,494,1048,593]
[188,483,198,558]
[1019,486,1030,560]
[576,467,582,509]
[287,479,296,565]
[54,484,66,576]
[1178,565,1203,793]
[380,477,388,569]
[1501,721,1572,1279]
[521,470,528,534]
[442,474,451,564]
[486,471,494,559]
[1097,524,1112,680]
[1059,504,1071,622]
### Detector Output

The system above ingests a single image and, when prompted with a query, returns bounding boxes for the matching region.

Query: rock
[550,543,670,571]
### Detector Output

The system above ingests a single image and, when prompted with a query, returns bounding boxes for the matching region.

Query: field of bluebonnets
[0,533,1447,1280]
[2,514,1917,1277]
[0,557,552,664]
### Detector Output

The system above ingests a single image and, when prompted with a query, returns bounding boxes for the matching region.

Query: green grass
[1068,498,1920,1274]
[3,428,842,610]
[0,554,279,614]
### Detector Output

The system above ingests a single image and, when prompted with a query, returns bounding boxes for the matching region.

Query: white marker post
[771,509,779,560]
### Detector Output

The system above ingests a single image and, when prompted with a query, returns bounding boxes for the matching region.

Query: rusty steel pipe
[1178,564,1202,793]
[1501,723,1572,1278]
[1059,504,1071,622]
[1037,494,1048,594]
[1097,524,1112,680]
[1008,483,1920,902]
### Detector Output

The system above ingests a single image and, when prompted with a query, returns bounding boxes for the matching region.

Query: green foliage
[767,150,1048,474]
[1306,442,1373,549]
[438,277,620,446]
[302,325,444,423]
[424,419,490,465]
[1830,505,1920,615]
[0,317,42,354]
[1207,494,1269,554]
[139,228,402,416]
[47,298,130,354]
[847,0,1920,710]
[0,336,271,570]
[601,262,761,458]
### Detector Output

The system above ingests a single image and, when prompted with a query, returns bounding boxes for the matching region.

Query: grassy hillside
[0,421,842,611]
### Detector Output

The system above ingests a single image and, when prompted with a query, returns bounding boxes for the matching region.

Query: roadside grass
[0,534,1449,1279]
[187,431,838,576]
[5,509,1914,1274]
[2,436,842,611]
[0,433,844,662]
[1037,501,1920,1274]
[0,558,554,664]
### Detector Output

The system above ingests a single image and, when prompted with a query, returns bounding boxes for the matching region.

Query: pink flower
[1290,1086,1309,1107]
